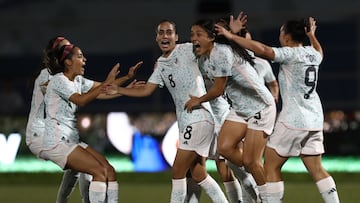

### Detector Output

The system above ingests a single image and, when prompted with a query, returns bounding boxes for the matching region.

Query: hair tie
[60,44,74,62]
[52,36,65,49]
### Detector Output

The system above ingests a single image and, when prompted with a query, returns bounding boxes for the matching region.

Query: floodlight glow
[106,112,134,154]
[161,121,179,166]
[80,116,91,129]
[0,133,21,165]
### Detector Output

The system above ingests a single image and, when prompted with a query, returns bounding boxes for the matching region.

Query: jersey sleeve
[37,69,51,94]
[52,76,77,100]
[76,76,94,93]
[148,65,164,88]
[272,47,296,63]
[211,45,233,77]
[261,60,276,83]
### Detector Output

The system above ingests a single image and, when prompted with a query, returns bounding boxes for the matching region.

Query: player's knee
[217,142,231,157]
[105,164,117,180]
[92,166,107,181]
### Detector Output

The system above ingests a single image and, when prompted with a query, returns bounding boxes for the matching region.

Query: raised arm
[306,17,323,57]
[69,63,120,105]
[229,12,247,34]
[69,84,104,106]
[107,82,158,98]
[113,61,143,86]
[215,23,275,60]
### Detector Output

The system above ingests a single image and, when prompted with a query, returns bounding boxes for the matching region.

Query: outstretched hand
[126,79,146,89]
[214,24,234,40]
[104,83,119,95]
[229,12,247,34]
[105,63,120,85]
[127,61,143,79]
[184,95,201,113]
[305,17,317,36]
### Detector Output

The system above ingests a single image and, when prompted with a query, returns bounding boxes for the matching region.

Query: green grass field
[0,172,359,203]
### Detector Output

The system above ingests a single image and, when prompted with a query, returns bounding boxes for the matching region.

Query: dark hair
[282,18,309,43]
[156,19,177,34]
[214,18,255,66]
[239,28,249,38]
[48,44,76,75]
[192,19,217,39]
[193,18,254,66]
[39,36,67,72]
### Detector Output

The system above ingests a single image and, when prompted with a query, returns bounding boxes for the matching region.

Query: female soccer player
[106,20,228,203]
[216,14,340,202]
[26,36,92,203]
[185,18,276,202]
[38,43,142,203]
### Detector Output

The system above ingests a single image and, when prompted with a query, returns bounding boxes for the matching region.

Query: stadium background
[0,0,359,202]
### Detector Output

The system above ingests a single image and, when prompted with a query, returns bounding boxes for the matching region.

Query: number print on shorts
[168,74,176,87]
[254,112,261,120]
[304,66,317,99]
[183,126,192,140]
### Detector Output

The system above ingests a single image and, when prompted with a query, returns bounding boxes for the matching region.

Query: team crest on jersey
[183,141,188,145]
[306,54,316,62]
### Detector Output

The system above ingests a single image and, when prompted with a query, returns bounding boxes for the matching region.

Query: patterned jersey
[148,43,214,131]
[25,68,51,145]
[253,57,276,85]
[204,79,230,127]
[198,43,274,119]
[273,46,323,130]
[43,73,94,148]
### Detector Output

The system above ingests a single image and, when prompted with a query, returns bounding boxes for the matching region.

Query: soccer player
[185,18,276,203]
[39,43,142,203]
[216,14,340,202]
[26,36,91,203]
[106,20,228,203]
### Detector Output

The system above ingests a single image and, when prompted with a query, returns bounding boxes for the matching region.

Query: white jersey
[273,46,323,130]
[26,68,51,146]
[43,73,94,148]
[204,79,230,127]
[253,57,276,85]
[199,43,274,119]
[148,43,214,131]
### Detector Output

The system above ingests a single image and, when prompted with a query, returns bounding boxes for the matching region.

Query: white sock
[226,161,258,202]
[56,169,79,203]
[171,178,187,203]
[316,176,340,203]
[267,181,284,203]
[198,175,229,203]
[257,184,269,203]
[107,181,119,203]
[78,173,91,203]
[223,180,242,203]
[89,181,106,203]
[186,178,201,203]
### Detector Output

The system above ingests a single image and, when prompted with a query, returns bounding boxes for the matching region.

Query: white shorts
[226,103,276,135]
[39,141,88,169]
[178,121,214,158]
[267,122,325,157]
[27,133,43,158]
